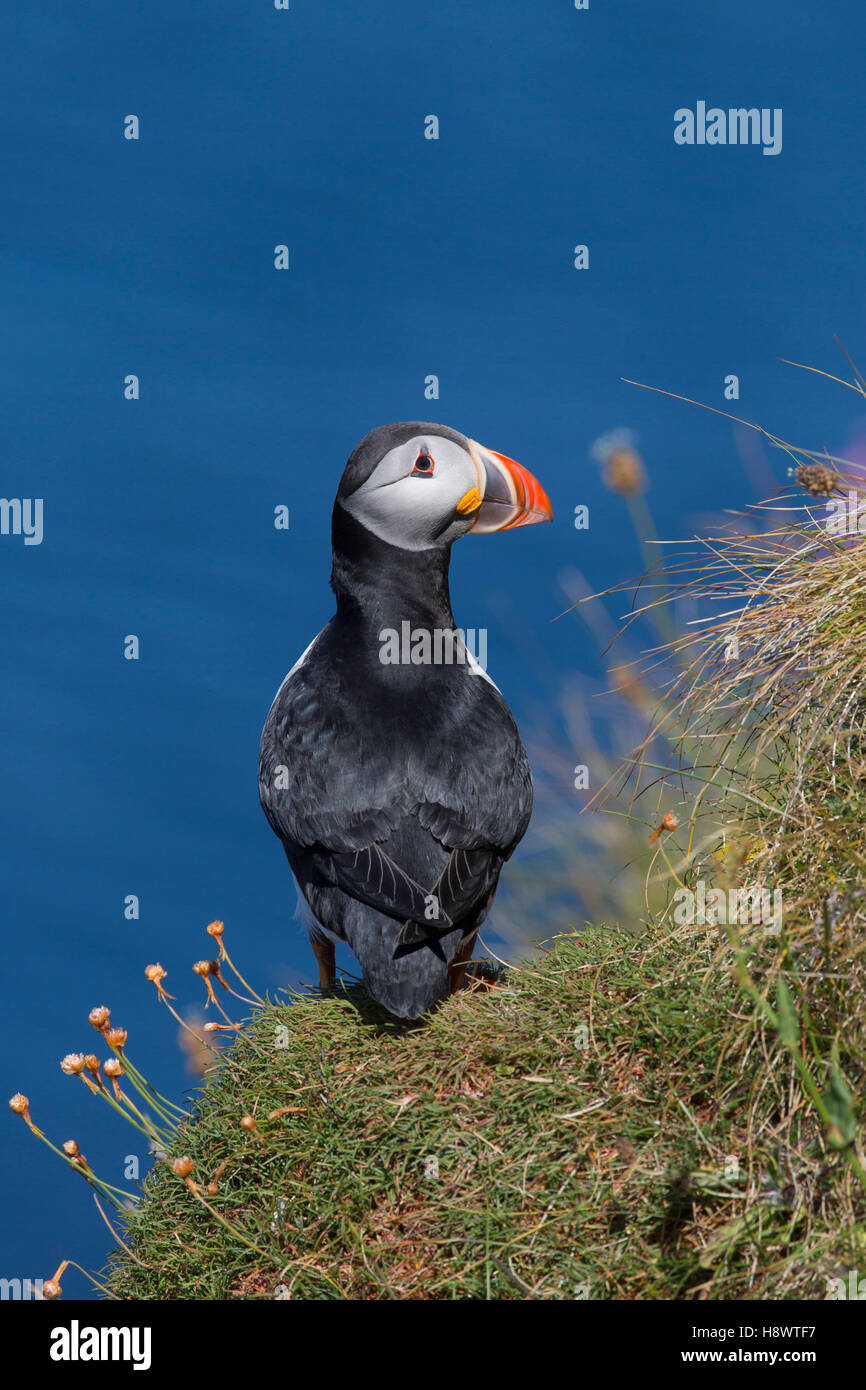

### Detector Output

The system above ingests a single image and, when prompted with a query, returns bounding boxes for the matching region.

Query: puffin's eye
[412,449,435,476]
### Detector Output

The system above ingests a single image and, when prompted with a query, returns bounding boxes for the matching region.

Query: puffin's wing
[309,844,453,929]
[391,847,500,955]
[434,845,502,924]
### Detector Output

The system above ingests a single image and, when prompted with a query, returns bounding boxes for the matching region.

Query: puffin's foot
[311,937,336,990]
[447,938,475,995]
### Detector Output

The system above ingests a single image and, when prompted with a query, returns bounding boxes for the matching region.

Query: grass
[14,354,866,1300]
[104,925,864,1300]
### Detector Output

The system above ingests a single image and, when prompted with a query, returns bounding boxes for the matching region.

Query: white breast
[263,629,324,727]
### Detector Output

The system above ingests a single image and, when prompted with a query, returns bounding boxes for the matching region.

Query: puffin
[258,422,552,1019]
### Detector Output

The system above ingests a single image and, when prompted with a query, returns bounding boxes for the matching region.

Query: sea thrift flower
[41,1262,67,1300]
[603,446,647,497]
[206,1159,228,1196]
[88,1006,111,1032]
[9,1093,42,1136]
[60,1054,86,1076]
[202,919,263,1006]
[193,960,219,1006]
[649,811,680,844]
[210,960,230,992]
[62,1140,89,1170]
[206,920,226,959]
[79,1055,105,1093]
[105,1027,127,1050]
[172,1156,194,1178]
[144,963,174,1001]
[241,1114,266,1146]
[103,1057,124,1101]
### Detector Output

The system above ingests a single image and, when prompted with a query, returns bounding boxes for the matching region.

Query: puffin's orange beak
[461,440,553,533]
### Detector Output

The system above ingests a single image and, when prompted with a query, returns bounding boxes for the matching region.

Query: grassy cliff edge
[106,928,864,1300]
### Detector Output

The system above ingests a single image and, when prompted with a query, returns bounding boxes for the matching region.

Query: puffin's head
[335,422,552,551]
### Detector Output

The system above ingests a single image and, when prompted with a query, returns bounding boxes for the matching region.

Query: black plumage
[258,423,549,1018]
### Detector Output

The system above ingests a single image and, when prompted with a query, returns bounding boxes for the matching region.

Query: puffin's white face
[340,429,553,551]
[340,433,481,551]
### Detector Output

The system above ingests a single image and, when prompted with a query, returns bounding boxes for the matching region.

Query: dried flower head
[240,1114,266,1145]
[602,446,647,497]
[205,1159,228,1196]
[9,1093,41,1134]
[172,1156,194,1178]
[103,1058,123,1079]
[88,1006,111,1032]
[60,1054,86,1076]
[105,1027,127,1050]
[193,960,219,1006]
[609,663,647,710]
[206,919,227,960]
[649,811,680,844]
[209,960,230,992]
[62,1140,89,1169]
[42,1279,62,1300]
[795,462,837,497]
[144,963,173,1001]
[83,1054,101,1076]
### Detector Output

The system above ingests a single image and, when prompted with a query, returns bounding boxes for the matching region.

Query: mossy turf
[106,931,864,1300]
